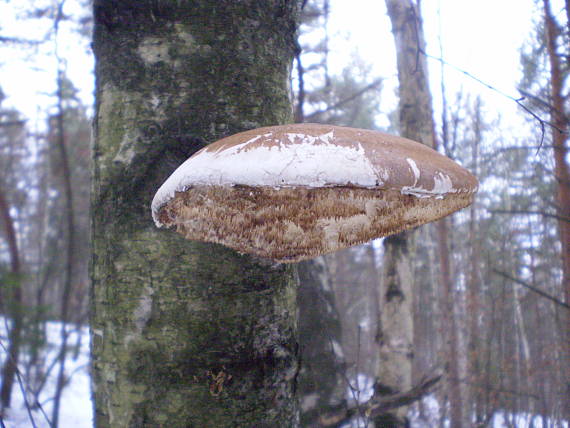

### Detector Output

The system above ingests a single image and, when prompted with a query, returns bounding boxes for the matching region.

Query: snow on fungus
[151,123,478,262]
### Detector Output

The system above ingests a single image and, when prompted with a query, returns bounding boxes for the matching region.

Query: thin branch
[0,338,40,428]
[418,49,566,151]
[449,376,541,400]
[492,269,570,310]
[489,208,570,223]
[0,36,42,45]
[366,374,442,418]
[0,120,27,128]
[517,88,563,117]
[304,78,382,122]
[318,373,442,427]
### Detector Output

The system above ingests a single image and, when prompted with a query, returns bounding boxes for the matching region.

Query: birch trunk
[375,1,437,425]
[90,1,302,426]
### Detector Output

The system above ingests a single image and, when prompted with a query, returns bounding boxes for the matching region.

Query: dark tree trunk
[297,257,345,427]
[0,187,22,411]
[90,1,302,426]
[543,0,570,416]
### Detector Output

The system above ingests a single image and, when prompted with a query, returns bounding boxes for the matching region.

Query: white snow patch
[409,394,569,428]
[0,318,93,428]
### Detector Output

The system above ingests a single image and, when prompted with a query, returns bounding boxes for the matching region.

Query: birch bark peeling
[90,1,302,426]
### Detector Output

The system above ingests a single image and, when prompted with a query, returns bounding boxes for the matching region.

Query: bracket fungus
[151,123,478,263]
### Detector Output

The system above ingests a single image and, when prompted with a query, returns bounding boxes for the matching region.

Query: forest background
[0,0,568,427]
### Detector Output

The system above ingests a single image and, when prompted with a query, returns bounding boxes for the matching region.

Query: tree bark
[0,186,22,411]
[436,218,464,428]
[90,1,302,426]
[375,1,436,426]
[434,36,464,428]
[375,233,415,427]
[52,62,77,428]
[543,0,570,415]
[297,257,345,427]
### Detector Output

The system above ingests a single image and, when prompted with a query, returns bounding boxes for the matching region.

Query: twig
[0,337,41,428]
[448,376,541,400]
[408,0,567,153]
[489,208,570,223]
[0,120,27,128]
[0,36,42,45]
[318,373,442,427]
[304,79,383,122]
[492,269,570,310]
[414,45,566,153]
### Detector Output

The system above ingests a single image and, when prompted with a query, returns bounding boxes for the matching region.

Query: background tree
[0,89,27,410]
[374,1,435,425]
[297,258,345,427]
[293,3,385,424]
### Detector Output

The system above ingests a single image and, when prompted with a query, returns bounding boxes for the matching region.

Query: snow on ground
[410,394,569,428]
[0,318,93,428]
[1,321,568,427]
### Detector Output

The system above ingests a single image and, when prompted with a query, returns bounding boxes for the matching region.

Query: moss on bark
[91,1,302,426]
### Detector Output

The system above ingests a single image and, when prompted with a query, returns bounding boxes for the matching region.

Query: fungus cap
[151,123,478,262]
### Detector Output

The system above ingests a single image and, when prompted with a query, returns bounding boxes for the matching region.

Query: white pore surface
[151,130,390,225]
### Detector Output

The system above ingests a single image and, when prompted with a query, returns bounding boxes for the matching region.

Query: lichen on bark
[90,1,303,426]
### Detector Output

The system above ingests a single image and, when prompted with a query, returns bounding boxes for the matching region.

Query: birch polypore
[152,123,478,262]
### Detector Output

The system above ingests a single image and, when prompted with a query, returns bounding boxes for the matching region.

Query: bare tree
[374,1,436,425]
[0,185,23,411]
[542,3,570,411]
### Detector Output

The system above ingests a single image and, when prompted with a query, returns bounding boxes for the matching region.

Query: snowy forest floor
[0,319,92,427]
[0,318,567,428]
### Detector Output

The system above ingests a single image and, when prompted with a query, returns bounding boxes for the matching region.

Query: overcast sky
[328,0,538,133]
[0,0,542,136]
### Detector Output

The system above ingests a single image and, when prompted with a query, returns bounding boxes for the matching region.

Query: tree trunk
[543,0,570,415]
[436,219,464,428]
[434,47,464,428]
[467,98,482,424]
[52,64,77,428]
[375,233,414,427]
[90,1,302,426]
[375,1,437,426]
[0,186,22,411]
[297,257,345,427]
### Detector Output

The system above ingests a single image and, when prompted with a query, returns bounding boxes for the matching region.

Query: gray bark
[90,1,302,426]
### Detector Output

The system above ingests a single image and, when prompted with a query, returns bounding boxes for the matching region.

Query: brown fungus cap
[151,123,478,262]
